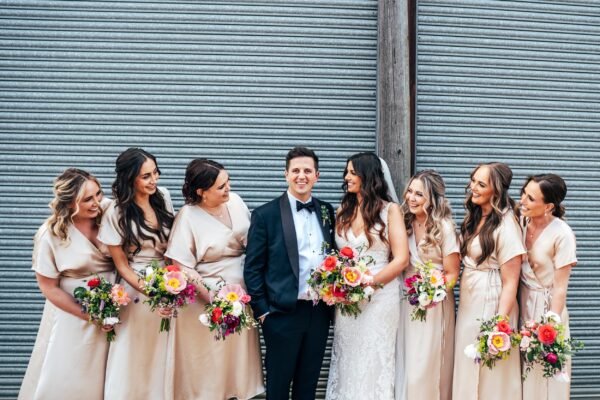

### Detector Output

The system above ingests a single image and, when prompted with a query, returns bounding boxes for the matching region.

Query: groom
[244,146,335,400]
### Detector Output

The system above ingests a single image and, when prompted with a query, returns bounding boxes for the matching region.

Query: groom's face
[285,156,319,202]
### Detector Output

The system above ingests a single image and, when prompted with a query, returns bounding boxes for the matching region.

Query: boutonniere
[320,204,331,227]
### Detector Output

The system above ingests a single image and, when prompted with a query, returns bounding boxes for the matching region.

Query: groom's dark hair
[285,146,319,171]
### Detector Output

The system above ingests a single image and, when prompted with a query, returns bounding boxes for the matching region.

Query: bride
[326,152,409,400]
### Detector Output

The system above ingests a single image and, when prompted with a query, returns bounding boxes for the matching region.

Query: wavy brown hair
[336,152,391,247]
[401,169,455,252]
[460,162,515,265]
[46,168,102,243]
[112,148,173,255]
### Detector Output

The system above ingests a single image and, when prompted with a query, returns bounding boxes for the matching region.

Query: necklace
[201,204,226,219]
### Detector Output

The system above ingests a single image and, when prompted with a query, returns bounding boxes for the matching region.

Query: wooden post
[377,0,413,198]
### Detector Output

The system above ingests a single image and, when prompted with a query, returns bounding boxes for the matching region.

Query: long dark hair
[336,152,391,247]
[460,162,515,265]
[519,173,567,219]
[182,159,225,204]
[112,148,174,255]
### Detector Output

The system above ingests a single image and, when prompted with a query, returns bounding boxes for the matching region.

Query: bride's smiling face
[344,161,362,194]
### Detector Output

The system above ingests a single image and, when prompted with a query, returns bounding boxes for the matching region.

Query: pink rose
[241,294,251,304]
[545,353,558,364]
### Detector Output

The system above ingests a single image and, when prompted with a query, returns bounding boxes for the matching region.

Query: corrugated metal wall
[0,1,378,398]
[416,1,600,397]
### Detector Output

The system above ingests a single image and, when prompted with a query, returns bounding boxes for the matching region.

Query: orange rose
[323,256,337,271]
[537,324,558,345]
[166,265,180,272]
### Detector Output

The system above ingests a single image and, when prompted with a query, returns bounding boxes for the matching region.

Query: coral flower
[342,267,362,287]
[487,332,511,354]
[323,256,338,271]
[538,324,558,345]
[211,307,223,323]
[110,284,131,306]
[496,320,512,335]
[165,265,180,272]
[164,271,186,294]
[339,247,355,259]
[240,294,251,304]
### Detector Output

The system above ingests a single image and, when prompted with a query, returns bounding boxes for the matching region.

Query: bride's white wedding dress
[326,203,400,400]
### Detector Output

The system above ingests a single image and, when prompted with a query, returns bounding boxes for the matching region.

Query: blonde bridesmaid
[165,159,265,400]
[453,162,526,400]
[518,174,577,399]
[98,148,175,400]
[19,169,115,400]
[396,170,459,400]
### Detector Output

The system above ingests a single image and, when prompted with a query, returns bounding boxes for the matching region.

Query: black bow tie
[296,201,315,213]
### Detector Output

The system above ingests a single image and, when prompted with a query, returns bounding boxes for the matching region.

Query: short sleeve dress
[453,210,526,400]
[397,218,459,400]
[164,192,264,400]
[18,199,116,400]
[519,217,577,400]
[98,187,174,400]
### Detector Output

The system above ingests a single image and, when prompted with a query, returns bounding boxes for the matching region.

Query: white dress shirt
[287,191,326,300]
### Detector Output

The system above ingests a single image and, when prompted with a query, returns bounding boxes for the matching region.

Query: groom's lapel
[279,193,300,280]
[313,197,333,248]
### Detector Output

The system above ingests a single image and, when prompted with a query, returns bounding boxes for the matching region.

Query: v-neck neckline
[71,224,104,254]
[525,217,557,251]
[198,202,233,231]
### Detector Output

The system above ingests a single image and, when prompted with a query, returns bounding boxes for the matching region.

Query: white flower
[363,286,375,297]
[544,311,562,324]
[357,261,368,271]
[361,274,374,284]
[232,301,243,317]
[433,289,446,303]
[418,292,431,307]
[198,313,211,326]
[520,335,532,350]
[553,371,570,383]
[145,267,154,278]
[103,317,119,326]
[464,343,480,360]
[350,293,362,303]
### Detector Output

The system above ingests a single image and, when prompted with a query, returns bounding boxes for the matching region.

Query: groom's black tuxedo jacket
[244,192,336,317]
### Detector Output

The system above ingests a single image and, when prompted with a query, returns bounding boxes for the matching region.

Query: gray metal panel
[417,1,600,397]
[0,1,378,398]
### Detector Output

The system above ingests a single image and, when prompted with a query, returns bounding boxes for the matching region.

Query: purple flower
[409,296,419,306]
[99,299,105,311]
[224,314,240,329]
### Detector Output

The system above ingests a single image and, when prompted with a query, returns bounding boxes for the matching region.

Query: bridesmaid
[19,168,115,400]
[397,170,460,400]
[98,148,175,400]
[518,174,577,399]
[453,162,526,400]
[165,159,265,400]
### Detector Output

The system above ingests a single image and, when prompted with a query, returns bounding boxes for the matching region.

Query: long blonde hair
[46,168,101,242]
[401,170,455,252]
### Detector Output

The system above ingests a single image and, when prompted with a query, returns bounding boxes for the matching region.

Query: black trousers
[261,301,331,400]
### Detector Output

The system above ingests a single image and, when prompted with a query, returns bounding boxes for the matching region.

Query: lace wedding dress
[326,203,400,400]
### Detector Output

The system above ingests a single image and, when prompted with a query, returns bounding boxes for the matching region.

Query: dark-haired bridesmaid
[165,159,264,400]
[518,174,577,399]
[98,148,175,400]
[453,162,525,400]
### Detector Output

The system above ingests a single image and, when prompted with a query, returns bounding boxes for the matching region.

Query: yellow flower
[167,277,181,290]
[226,292,239,302]
[492,335,505,349]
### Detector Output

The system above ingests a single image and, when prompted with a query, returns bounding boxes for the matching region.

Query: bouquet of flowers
[198,280,257,341]
[307,246,377,318]
[73,275,131,341]
[464,314,520,369]
[403,261,449,321]
[517,311,584,381]
[139,260,197,332]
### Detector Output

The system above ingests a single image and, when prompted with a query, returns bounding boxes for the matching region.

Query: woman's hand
[157,307,174,318]
[100,324,115,333]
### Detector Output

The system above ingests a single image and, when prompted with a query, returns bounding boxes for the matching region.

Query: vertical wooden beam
[377,0,413,198]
